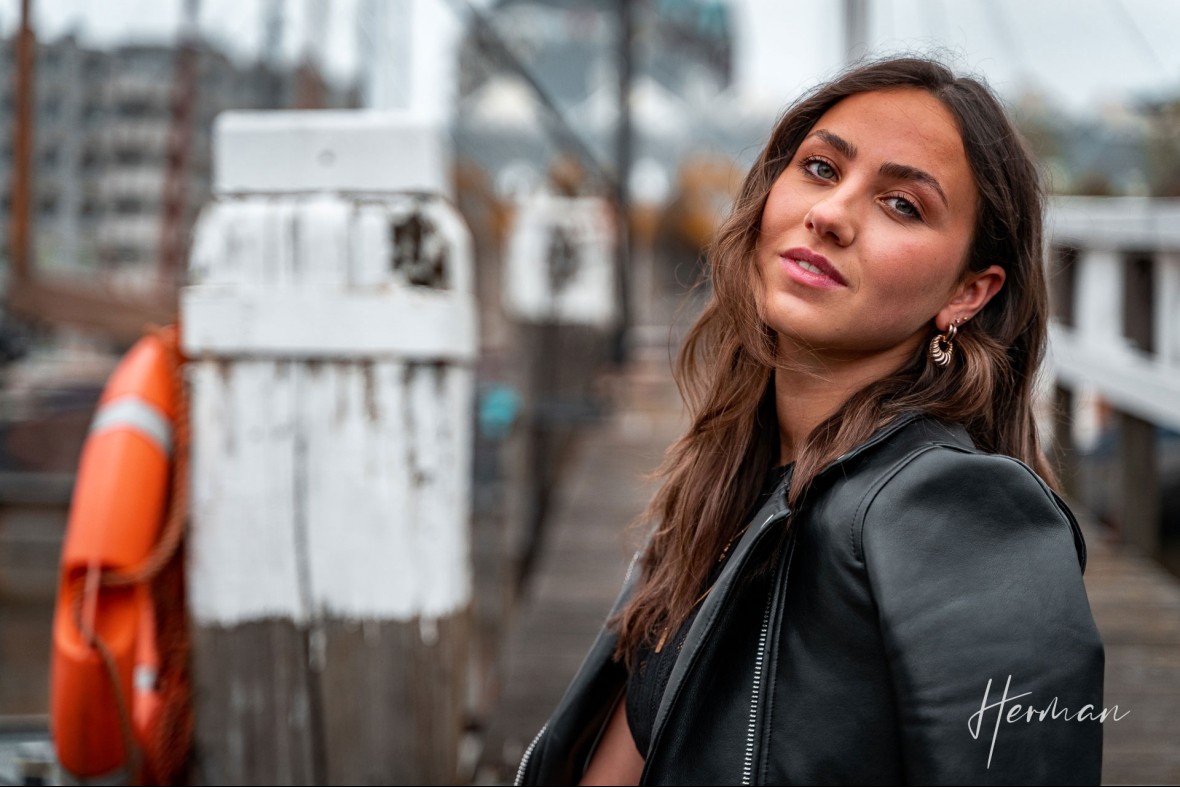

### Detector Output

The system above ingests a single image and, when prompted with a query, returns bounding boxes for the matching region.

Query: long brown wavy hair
[611,56,1055,667]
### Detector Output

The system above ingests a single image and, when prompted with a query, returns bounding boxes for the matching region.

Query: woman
[516,56,1105,786]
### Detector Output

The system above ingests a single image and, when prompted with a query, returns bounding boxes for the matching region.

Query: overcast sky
[6,0,1180,116]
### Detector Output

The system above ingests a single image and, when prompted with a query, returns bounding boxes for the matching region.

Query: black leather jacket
[515,413,1105,785]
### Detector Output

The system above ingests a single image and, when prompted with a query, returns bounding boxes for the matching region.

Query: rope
[69,574,141,783]
[70,324,191,784]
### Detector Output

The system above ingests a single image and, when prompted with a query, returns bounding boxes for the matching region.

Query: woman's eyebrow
[812,129,857,159]
[878,162,948,208]
[809,128,949,209]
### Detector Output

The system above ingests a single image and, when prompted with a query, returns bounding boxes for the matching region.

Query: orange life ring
[50,327,181,783]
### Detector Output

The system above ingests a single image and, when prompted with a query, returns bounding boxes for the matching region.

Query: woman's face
[757,88,993,367]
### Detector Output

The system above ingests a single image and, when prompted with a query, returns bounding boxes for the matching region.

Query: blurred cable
[1108,0,1171,79]
[976,0,1030,80]
[445,0,618,194]
[924,0,949,43]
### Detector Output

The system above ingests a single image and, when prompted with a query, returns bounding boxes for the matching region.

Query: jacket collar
[819,410,927,474]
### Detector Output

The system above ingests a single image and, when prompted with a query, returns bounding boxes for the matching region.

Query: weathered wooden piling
[501,193,616,587]
[182,112,476,785]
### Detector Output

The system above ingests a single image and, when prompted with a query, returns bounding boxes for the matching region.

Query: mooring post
[182,110,476,785]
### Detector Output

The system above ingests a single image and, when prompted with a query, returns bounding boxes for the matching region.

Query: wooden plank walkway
[477,347,1180,786]
[1085,527,1180,784]
[476,346,685,785]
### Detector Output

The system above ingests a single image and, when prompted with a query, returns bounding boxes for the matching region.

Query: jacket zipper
[514,721,547,786]
[639,509,790,784]
[741,527,797,786]
[742,589,775,785]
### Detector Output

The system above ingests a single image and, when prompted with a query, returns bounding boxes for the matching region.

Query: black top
[625,461,793,757]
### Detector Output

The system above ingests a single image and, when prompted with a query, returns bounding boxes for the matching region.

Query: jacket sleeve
[860,446,1105,786]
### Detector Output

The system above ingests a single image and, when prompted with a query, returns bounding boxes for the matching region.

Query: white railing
[1045,196,1180,555]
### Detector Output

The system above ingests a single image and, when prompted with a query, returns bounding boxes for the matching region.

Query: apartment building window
[114,245,144,265]
[117,99,157,118]
[113,199,142,215]
[114,149,145,167]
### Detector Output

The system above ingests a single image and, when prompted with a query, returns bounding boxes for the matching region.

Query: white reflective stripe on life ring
[133,663,158,692]
[90,396,173,457]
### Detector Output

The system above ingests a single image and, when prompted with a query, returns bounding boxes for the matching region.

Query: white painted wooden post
[500,194,617,587]
[503,194,618,328]
[182,111,476,785]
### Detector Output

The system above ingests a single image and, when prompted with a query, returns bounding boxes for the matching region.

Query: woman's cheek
[875,239,952,299]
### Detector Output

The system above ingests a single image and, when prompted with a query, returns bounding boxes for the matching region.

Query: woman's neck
[772,341,917,466]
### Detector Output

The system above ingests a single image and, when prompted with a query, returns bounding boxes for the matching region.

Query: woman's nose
[804,190,856,246]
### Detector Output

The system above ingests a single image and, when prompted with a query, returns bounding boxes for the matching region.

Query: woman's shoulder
[841,414,1086,572]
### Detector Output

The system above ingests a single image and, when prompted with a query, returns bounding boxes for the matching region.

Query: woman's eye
[802,158,836,180]
[884,195,922,220]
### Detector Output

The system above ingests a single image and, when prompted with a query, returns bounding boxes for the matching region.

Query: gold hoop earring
[929,317,963,368]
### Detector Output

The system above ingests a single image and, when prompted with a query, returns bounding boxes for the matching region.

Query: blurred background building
[0,34,354,282]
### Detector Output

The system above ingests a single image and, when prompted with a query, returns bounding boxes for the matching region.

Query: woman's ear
[935,264,1006,331]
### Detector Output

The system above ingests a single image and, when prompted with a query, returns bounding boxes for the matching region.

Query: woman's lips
[780,247,848,289]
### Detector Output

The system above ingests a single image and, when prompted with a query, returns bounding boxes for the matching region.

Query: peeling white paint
[186,116,475,625]
[189,360,306,623]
